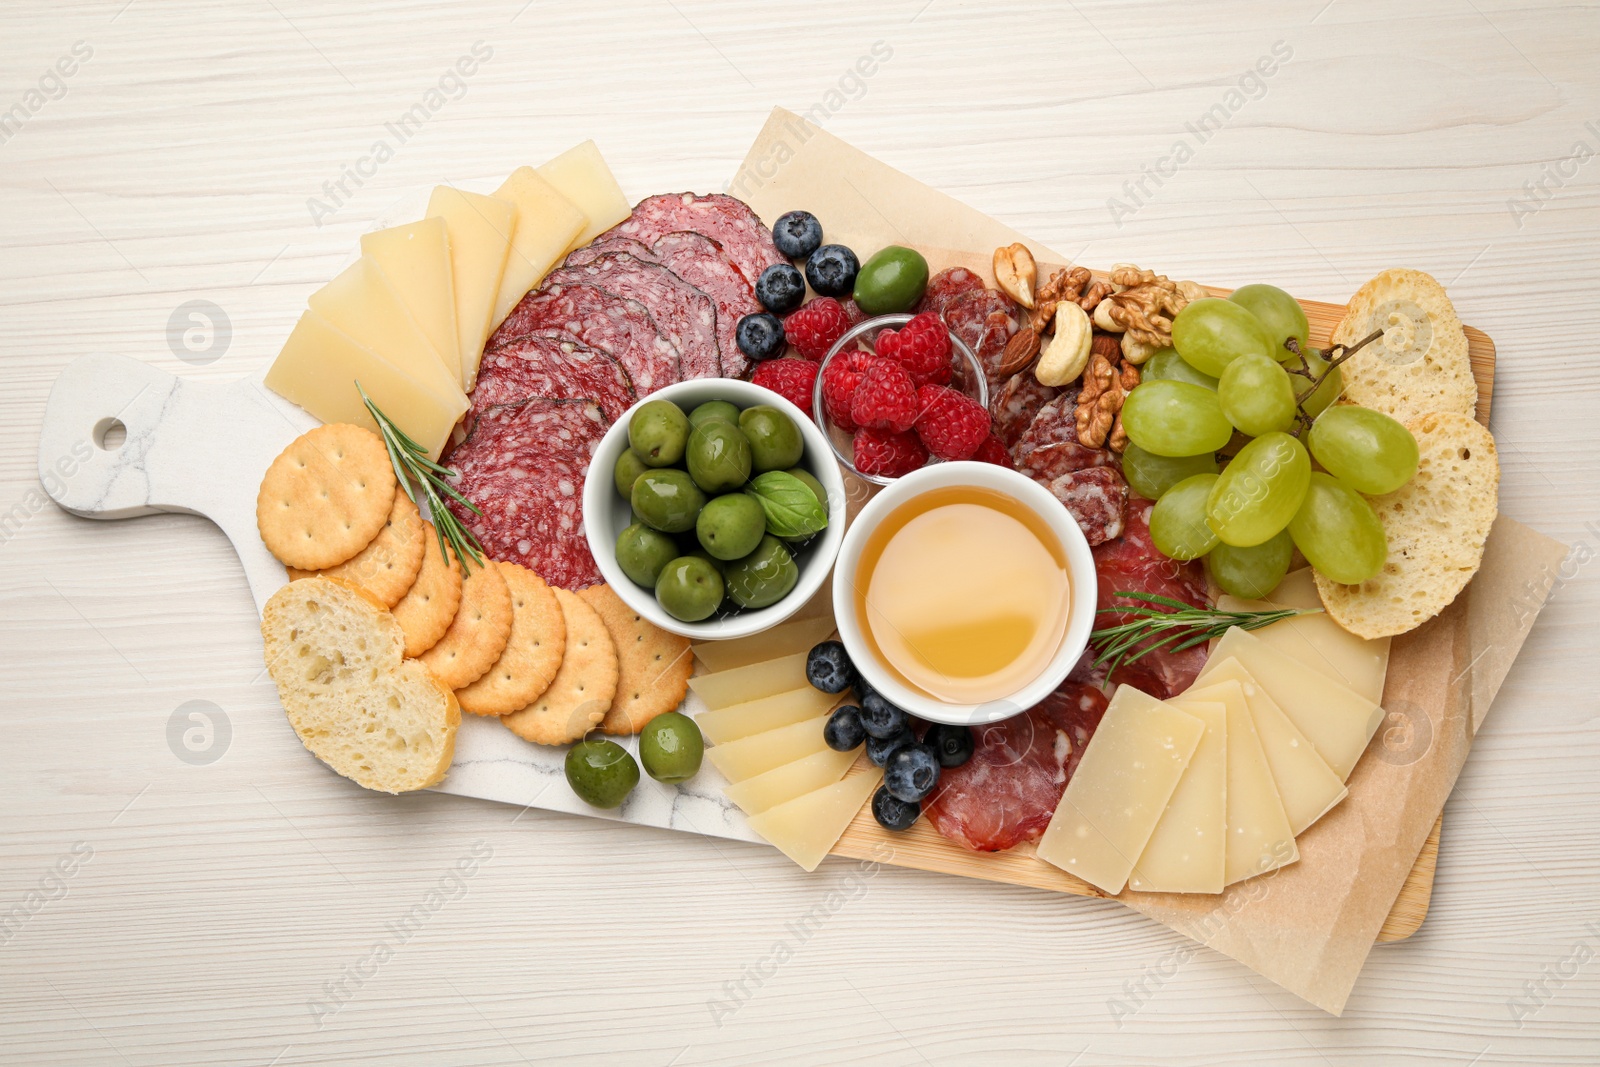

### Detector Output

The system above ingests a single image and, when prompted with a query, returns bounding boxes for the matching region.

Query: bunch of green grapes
[1120,285,1419,597]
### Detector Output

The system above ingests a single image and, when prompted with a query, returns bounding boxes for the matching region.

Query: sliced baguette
[262,576,459,793]
[1315,411,1499,638]
[1333,269,1477,424]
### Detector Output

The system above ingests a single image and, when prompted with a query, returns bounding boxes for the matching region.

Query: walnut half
[1076,352,1140,451]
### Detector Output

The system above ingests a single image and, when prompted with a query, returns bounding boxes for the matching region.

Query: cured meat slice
[445,398,607,591]
[488,282,680,395]
[1012,394,1113,469]
[603,192,784,288]
[544,252,720,380]
[991,372,1059,448]
[651,231,761,380]
[916,266,986,318]
[922,681,1110,853]
[470,335,636,423]
[940,288,1020,390]
[564,236,656,269]
[1043,465,1127,547]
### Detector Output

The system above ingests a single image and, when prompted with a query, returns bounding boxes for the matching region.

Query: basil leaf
[743,471,828,539]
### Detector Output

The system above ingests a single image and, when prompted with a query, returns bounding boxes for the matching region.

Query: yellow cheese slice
[723,747,860,816]
[1199,628,1384,781]
[426,186,515,391]
[703,713,828,783]
[1199,657,1347,836]
[360,218,461,387]
[1264,567,1320,609]
[264,310,466,459]
[1036,686,1204,896]
[1217,594,1391,705]
[694,685,840,745]
[746,766,883,872]
[692,616,837,674]
[688,652,809,710]
[537,140,632,248]
[1128,700,1227,895]
[490,166,586,328]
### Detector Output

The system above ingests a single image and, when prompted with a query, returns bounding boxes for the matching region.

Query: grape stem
[1284,327,1385,436]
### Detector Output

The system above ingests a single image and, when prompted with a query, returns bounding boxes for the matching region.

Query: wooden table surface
[3,2,1598,1064]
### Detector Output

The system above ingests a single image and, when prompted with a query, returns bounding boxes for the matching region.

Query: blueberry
[755,263,806,315]
[736,312,786,362]
[866,726,916,768]
[885,744,941,803]
[924,723,974,769]
[772,210,823,260]
[805,640,855,694]
[859,690,907,740]
[823,705,866,752]
[852,672,878,707]
[804,244,859,298]
[871,785,919,832]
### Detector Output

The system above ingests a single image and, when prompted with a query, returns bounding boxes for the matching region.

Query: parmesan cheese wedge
[723,748,860,816]
[1128,700,1227,895]
[692,616,838,674]
[688,652,809,710]
[489,166,586,328]
[746,767,882,872]
[426,186,515,391]
[694,686,840,745]
[360,218,460,387]
[537,140,632,248]
[703,713,829,783]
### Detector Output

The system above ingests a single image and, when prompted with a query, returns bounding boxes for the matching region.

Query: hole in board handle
[93,417,126,451]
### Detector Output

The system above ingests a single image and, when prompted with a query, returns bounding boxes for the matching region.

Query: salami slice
[564,236,656,269]
[543,252,720,380]
[941,288,1021,390]
[1012,394,1113,469]
[602,193,785,288]
[445,398,607,591]
[991,372,1060,448]
[1043,465,1127,547]
[916,267,986,318]
[488,282,680,395]
[470,335,636,423]
[651,231,761,380]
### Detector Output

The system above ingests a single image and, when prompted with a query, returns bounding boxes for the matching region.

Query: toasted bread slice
[262,576,459,792]
[1333,269,1476,424]
[1315,412,1499,638]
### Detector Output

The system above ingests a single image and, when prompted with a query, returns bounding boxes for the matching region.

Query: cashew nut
[1177,280,1207,304]
[1092,297,1123,333]
[993,243,1037,309]
[1120,333,1162,365]
[1036,302,1092,386]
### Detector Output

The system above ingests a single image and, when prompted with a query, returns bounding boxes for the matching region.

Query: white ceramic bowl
[584,378,847,640]
[831,462,1098,726]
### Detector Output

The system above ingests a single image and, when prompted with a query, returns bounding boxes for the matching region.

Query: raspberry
[784,297,852,361]
[750,357,819,417]
[819,349,881,432]
[875,312,952,387]
[913,385,990,460]
[852,427,928,478]
[849,359,919,433]
[971,432,1014,469]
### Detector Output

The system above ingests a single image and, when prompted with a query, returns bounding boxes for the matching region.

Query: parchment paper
[732,108,1571,1014]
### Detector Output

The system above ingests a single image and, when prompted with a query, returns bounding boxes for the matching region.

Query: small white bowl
[584,378,847,641]
[831,462,1098,726]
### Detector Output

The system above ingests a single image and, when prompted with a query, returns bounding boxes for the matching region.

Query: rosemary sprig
[1089,591,1315,677]
[357,382,486,576]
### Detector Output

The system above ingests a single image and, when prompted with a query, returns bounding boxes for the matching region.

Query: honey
[851,485,1071,705]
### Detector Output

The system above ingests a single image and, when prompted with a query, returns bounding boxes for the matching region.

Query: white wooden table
[3,2,1598,1063]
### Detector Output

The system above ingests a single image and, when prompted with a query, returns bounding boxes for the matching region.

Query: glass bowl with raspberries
[809,312,997,486]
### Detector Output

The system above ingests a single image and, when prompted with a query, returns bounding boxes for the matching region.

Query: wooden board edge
[1377,814,1443,942]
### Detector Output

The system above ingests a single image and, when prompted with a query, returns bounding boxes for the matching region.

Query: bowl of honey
[831,462,1098,726]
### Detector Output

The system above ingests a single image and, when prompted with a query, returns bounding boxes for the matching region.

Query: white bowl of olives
[584,378,848,640]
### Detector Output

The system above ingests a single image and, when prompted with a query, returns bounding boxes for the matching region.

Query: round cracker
[287,488,425,607]
[455,562,567,716]
[258,424,397,570]
[502,588,618,746]
[392,522,464,658]
[417,556,513,689]
[1332,268,1476,425]
[578,583,693,735]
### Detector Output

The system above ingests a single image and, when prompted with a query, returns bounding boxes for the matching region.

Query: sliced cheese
[536,140,632,248]
[1217,594,1391,705]
[703,713,828,783]
[426,185,515,391]
[695,685,840,745]
[1264,567,1320,610]
[1199,628,1384,781]
[746,766,883,872]
[360,218,461,387]
[264,310,466,459]
[1200,657,1347,835]
[490,166,586,328]
[688,652,809,710]
[692,616,837,674]
[1036,687,1204,896]
[1129,700,1227,895]
[723,747,860,816]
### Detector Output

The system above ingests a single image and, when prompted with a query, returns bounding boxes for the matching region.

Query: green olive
[564,738,640,808]
[613,448,651,499]
[738,405,804,472]
[655,555,725,621]
[638,711,704,784]
[722,535,799,609]
[689,399,741,429]
[615,522,679,588]
[686,420,753,494]
[852,245,930,315]
[630,469,706,533]
[696,493,766,561]
[784,467,826,508]
[628,399,690,467]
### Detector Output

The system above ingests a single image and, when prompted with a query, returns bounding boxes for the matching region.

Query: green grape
[1122,443,1218,501]
[1218,353,1297,436]
[1120,380,1235,458]
[1307,406,1419,495]
[1227,283,1309,359]
[1287,472,1387,584]
[1292,349,1342,417]
[1205,530,1293,599]
[1206,432,1310,547]
[1171,297,1275,378]
[1150,474,1220,560]
[1141,348,1219,391]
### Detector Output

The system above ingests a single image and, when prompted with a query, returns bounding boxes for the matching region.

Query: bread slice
[1315,412,1499,638]
[262,576,459,792]
[1332,269,1477,424]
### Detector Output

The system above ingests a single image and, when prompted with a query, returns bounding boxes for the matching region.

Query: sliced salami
[991,372,1060,448]
[564,236,656,269]
[543,252,720,380]
[651,231,761,380]
[602,193,785,288]
[488,282,680,395]
[445,398,607,591]
[470,335,636,423]
[916,266,986,318]
[1044,465,1127,547]
[941,288,1021,390]
[1012,394,1112,468]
